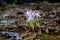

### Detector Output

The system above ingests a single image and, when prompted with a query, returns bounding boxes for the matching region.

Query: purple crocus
[25,10,35,22]
[35,11,41,18]
[25,10,41,22]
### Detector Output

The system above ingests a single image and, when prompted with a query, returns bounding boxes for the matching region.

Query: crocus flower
[25,10,35,22]
[35,11,41,18]
[25,10,42,22]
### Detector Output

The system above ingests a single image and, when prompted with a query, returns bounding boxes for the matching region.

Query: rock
[45,29,49,33]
